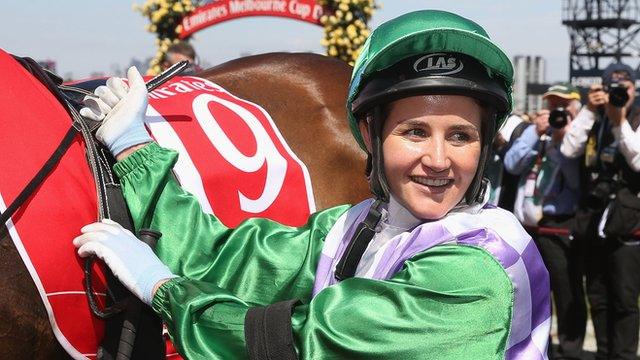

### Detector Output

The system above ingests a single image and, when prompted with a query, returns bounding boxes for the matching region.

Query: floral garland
[134,0,197,75]
[136,0,376,73]
[318,0,376,65]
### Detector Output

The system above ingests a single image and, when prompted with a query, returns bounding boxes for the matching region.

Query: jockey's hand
[79,66,152,157]
[73,219,177,306]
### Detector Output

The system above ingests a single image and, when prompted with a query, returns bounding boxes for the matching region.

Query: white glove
[73,219,177,306]
[80,66,152,156]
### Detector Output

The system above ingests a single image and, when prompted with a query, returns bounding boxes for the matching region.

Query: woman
[75,10,550,359]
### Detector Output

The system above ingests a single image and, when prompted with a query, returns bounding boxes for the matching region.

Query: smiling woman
[72,9,551,359]
[369,95,482,220]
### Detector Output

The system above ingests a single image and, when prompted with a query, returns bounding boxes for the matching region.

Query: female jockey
[74,10,551,359]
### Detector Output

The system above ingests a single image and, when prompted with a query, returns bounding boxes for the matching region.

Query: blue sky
[2,1,569,80]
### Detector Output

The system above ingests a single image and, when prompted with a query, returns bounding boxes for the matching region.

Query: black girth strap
[245,299,301,360]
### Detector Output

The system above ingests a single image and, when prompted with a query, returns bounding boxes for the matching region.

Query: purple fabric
[521,240,552,330]
[458,228,550,359]
[374,223,452,279]
[312,253,335,296]
[311,205,369,296]
[505,335,545,360]
[457,228,521,269]
[311,200,551,359]
[371,235,404,279]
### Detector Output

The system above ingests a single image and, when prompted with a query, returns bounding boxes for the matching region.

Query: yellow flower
[346,24,357,37]
[345,11,353,22]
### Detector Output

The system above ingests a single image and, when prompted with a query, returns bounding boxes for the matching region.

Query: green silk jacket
[113,143,516,359]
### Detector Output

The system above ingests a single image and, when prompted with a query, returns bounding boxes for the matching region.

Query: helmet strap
[464,110,497,205]
[334,106,389,281]
[334,199,385,281]
[368,106,390,202]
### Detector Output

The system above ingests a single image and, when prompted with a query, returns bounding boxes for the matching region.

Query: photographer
[561,63,640,360]
[505,83,585,359]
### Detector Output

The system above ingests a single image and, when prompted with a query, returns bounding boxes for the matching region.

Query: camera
[606,82,629,108]
[586,180,615,210]
[548,108,570,129]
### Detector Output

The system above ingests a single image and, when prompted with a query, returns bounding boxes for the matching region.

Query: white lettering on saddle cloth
[145,76,315,228]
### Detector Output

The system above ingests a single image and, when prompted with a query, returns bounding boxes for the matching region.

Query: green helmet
[347,10,514,205]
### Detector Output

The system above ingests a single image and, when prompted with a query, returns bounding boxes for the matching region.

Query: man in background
[162,42,202,75]
[505,83,585,359]
[562,63,640,360]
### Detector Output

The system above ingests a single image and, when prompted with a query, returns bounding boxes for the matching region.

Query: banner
[179,0,325,38]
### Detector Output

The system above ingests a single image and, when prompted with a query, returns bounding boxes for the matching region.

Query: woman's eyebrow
[449,124,480,133]
[396,119,479,133]
[397,119,427,126]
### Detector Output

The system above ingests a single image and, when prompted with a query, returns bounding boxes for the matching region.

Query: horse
[0,51,370,358]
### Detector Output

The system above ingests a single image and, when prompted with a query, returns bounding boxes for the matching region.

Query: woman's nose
[421,138,451,172]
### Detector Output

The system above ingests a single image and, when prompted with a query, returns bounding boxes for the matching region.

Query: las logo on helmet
[413,53,464,76]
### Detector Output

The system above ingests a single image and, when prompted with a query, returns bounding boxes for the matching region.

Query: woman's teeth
[411,177,452,187]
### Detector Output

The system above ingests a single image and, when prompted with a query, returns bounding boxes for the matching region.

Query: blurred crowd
[487,63,640,360]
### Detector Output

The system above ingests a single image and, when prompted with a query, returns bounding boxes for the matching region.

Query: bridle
[0,56,164,360]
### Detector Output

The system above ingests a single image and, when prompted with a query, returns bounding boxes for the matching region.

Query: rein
[0,56,163,360]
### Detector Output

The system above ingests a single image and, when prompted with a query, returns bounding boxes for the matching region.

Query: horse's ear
[358,118,373,153]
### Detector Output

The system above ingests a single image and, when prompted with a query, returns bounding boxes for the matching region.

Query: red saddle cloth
[0,49,314,359]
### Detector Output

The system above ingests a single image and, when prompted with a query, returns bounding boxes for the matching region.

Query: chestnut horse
[0,52,369,358]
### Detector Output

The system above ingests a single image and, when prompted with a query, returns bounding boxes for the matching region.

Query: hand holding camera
[534,109,550,136]
[587,84,608,112]
[587,83,630,127]
[605,82,630,126]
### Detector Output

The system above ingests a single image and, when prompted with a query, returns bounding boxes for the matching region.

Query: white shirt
[499,114,525,141]
[560,107,640,171]
[355,196,421,277]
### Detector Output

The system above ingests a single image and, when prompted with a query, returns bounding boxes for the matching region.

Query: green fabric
[347,10,514,150]
[114,142,515,359]
[292,245,514,359]
[114,142,344,305]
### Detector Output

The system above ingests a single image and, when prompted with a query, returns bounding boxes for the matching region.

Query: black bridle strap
[4,55,165,360]
[0,125,78,226]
